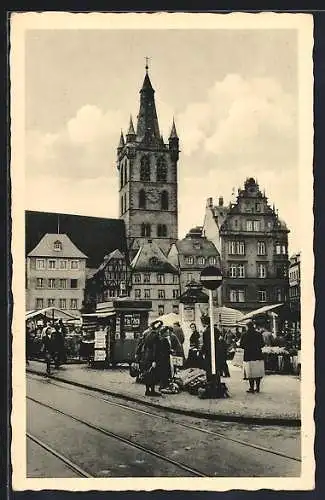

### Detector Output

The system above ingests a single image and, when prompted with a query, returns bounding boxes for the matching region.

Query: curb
[27,368,301,427]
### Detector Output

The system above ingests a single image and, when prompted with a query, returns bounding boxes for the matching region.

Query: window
[36,298,43,309]
[161,191,169,210]
[36,278,44,288]
[144,289,151,299]
[71,260,79,270]
[59,279,67,289]
[257,241,266,256]
[197,257,205,265]
[70,299,78,310]
[173,274,179,284]
[246,221,253,231]
[143,273,150,284]
[158,290,165,299]
[140,156,151,181]
[124,163,128,184]
[135,289,141,299]
[158,305,165,316]
[258,290,267,302]
[59,298,67,309]
[209,256,216,265]
[48,259,56,269]
[257,263,267,278]
[228,241,245,255]
[173,289,179,299]
[36,259,45,270]
[157,274,165,284]
[53,240,62,251]
[48,278,56,289]
[276,288,283,302]
[139,189,146,209]
[253,221,260,231]
[275,243,282,255]
[238,264,245,278]
[141,223,151,237]
[281,244,287,255]
[230,289,245,302]
[187,273,193,282]
[134,274,141,284]
[120,167,124,188]
[60,260,67,269]
[47,298,55,307]
[70,279,78,289]
[229,264,237,278]
[186,256,194,265]
[157,224,167,237]
[157,157,167,182]
[255,203,261,212]
[173,305,179,314]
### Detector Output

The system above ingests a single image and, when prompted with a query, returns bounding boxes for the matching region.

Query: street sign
[200,266,223,290]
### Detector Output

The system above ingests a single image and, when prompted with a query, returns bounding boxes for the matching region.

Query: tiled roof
[131,240,178,274]
[28,233,88,259]
[26,211,127,268]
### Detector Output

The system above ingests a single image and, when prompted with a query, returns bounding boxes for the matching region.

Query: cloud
[176,74,297,170]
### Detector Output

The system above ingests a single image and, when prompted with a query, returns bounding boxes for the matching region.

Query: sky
[25,28,300,253]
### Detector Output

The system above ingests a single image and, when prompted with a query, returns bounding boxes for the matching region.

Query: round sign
[200,266,223,290]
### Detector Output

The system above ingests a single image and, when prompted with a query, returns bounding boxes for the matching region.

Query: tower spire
[169,117,178,139]
[118,130,125,149]
[136,66,160,144]
[126,116,136,142]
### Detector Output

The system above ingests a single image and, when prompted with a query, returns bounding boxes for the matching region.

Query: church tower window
[161,191,169,210]
[140,156,151,181]
[139,189,146,209]
[124,163,128,184]
[141,223,151,237]
[157,157,167,182]
[157,224,167,237]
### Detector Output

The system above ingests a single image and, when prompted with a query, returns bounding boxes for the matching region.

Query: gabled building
[117,65,180,257]
[26,233,87,316]
[130,239,180,319]
[168,226,221,295]
[203,177,290,311]
[84,249,131,306]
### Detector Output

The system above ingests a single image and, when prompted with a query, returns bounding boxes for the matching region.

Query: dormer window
[54,240,62,251]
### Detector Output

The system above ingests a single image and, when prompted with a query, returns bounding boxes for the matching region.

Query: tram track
[27,395,207,477]
[27,432,93,477]
[27,372,301,465]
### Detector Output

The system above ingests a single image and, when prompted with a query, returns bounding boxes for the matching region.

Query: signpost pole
[209,289,216,376]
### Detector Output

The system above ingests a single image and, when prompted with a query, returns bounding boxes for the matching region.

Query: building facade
[168,226,221,295]
[130,239,180,319]
[289,252,301,324]
[84,249,131,307]
[26,233,87,316]
[117,66,179,256]
[203,178,290,312]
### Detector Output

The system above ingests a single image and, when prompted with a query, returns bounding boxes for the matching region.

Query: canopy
[26,307,79,321]
[238,303,284,323]
[156,312,181,327]
[214,306,244,327]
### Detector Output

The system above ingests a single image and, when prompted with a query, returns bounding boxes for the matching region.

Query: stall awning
[26,307,79,321]
[215,306,244,326]
[238,303,284,323]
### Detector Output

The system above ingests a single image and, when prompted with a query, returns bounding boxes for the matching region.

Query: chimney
[219,196,224,207]
[207,197,213,208]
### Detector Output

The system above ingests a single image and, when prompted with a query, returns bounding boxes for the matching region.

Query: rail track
[27,373,301,465]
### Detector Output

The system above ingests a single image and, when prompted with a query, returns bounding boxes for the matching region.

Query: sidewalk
[27,360,301,426]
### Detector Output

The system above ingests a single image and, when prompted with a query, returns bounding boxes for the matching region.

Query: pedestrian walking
[41,326,54,376]
[240,321,265,393]
[142,322,162,397]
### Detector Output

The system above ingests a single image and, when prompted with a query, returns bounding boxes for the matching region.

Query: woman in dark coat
[142,327,162,396]
[201,324,228,383]
[186,323,202,368]
[240,321,265,393]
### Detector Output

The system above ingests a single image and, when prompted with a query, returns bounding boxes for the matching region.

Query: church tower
[117,64,179,256]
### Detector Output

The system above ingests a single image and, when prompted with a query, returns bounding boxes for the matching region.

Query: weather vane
[145,56,150,73]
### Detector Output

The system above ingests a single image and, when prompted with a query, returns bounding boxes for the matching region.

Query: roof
[26,211,127,269]
[95,249,126,274]
[28,233,88,259]
[131,240,178,274]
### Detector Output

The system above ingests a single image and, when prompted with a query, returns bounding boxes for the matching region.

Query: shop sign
[94,350,106,361]
[183,306,195,321]
[124,313,140,328]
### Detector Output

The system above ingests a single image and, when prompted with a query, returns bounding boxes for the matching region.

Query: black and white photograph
[10,11,314,491]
